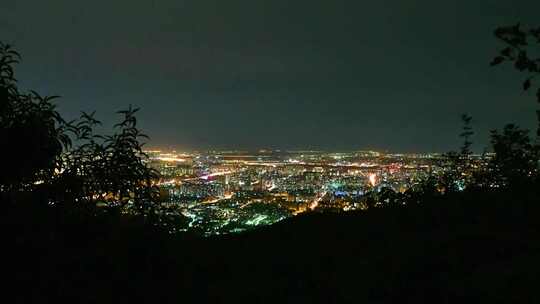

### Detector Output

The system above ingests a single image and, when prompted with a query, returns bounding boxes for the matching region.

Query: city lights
[143,149,488,236]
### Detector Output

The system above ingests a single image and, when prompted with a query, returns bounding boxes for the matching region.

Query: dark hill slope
[3,189,540,303]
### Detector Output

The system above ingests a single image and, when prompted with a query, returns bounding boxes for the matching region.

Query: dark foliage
[460,114,474,155]
[4,187,540,303]
[0,43,67,191]
[53,107,159,210]
[0,42,158,211]
[437,114,475,193]
[492,23,540,136]
[489,24,540,188]
[485,124,539,188]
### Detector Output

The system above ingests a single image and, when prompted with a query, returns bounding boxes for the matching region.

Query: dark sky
[1,0,539,152]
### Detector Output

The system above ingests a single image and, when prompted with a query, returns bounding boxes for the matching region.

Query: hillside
[3,189,540,303]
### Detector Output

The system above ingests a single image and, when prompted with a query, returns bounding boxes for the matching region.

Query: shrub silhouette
[0,42,158,211]
[54,107,159,210]
[486,124,538,188]
[0,43,67,192]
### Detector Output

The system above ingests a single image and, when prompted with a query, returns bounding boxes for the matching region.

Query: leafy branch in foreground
[56,107,159,210]
[490,23,540,187]
[492,23,540,136]
[1,41,159,213]
[0,42,70,191]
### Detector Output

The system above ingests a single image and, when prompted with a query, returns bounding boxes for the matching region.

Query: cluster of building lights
[141,149,486,235]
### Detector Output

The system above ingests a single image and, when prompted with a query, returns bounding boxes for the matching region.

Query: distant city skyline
[143,147,452,154]
[143,148,487,234]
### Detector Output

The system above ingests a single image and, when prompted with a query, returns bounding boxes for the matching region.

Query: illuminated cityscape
[2,0,540,301]
[143,149,489,235]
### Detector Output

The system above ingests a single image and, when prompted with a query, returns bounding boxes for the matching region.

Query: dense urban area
[143,149,490,235]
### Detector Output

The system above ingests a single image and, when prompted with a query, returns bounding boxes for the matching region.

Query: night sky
[1,0,539,152]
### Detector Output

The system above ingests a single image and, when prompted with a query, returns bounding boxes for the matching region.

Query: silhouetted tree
[438,114,475,193]
[490,23,540,188]
[0,42,158,212]
[486,124,538,188]
[54,108,159,211]
[492,23,540,137]
[460,114,474,156]
[0,42,70,195]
